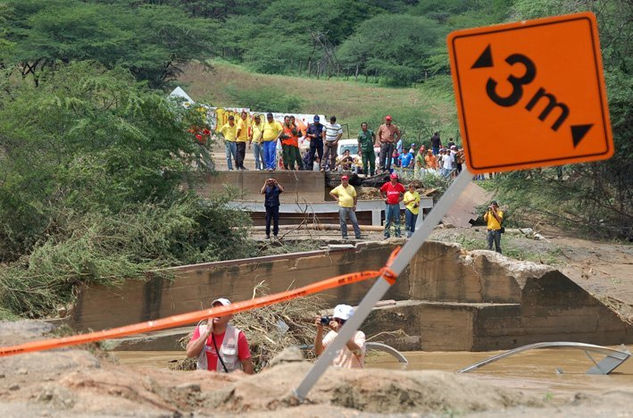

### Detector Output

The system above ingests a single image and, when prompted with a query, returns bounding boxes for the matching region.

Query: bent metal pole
[293,167,473,401]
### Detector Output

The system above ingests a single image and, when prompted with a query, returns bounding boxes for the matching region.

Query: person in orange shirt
[425,149,438,170]
[281,116,302,170]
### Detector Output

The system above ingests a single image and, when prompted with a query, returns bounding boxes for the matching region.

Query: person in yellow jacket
[403,183,421,238]
[219,115,238,170]
[261,113,283,171]
[483,200,504,253]
[235,111,250,170]
[250,114,265,170]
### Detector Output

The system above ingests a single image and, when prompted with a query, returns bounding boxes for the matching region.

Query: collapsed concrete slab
[69,241,633,351]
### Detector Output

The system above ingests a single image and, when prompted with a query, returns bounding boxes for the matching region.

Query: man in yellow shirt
[403,183,421,238]
[329,175,361,240]
[219,115,238,170]
[235,111,250,170]
[250,114,264,170]
[261,113,283,171]
[483,200,504,254]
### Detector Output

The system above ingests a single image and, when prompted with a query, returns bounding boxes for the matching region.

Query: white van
[336,139,359,158]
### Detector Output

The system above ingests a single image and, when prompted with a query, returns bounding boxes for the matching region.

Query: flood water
[113,346,633,396]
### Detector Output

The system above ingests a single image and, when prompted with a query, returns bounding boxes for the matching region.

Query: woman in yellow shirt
[250,114,265,170]
[403,183,421,238]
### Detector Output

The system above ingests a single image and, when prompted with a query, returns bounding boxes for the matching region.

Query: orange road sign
[448,12,613,173]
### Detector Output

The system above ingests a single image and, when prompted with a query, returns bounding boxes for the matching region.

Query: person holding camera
[403,183,421,238]
[484,200,504,254]
[186,297,254,374]
[314,304,366,369]
[261,178,284,239]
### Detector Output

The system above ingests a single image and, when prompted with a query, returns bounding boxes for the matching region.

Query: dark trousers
[379,143,394,171]
[405,209,418,237]
[308,139,323,167]
[362,150,376,176]
[487,229,502,253]
[265,205,280,237]
[236,142,246,169]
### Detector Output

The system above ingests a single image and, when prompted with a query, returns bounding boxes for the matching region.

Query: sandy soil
[2,321,633,417]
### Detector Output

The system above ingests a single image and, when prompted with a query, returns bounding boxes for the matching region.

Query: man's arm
[240,358,254,374]
[314,318,325,355]
[276,181,284,193]
[260,182,268,194]
[185,325,211,358]
[491,208,502,223]
[329,189,339,201]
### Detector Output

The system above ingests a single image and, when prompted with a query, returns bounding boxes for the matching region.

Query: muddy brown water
[113,347,633,398]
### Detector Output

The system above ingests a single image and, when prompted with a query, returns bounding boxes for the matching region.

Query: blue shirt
[264,186,281,207]
[400,152,413,168]
[306,123,324,142]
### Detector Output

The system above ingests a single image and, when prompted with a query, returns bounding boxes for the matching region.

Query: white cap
[333,304,354,321]
[211,297,231,306]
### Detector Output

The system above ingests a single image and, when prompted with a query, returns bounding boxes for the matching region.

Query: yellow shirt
[236,117,250,142]
[403,191,420,215]
[219,122,238,141]
[484,209,504,230]
[251,121,264,143]
[215,108,226,132]
[331,184,357,208]
[262,120,283,142]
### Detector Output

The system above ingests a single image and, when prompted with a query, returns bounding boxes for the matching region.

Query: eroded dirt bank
[2,321,633,417]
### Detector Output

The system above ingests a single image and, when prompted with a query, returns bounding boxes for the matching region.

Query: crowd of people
[216,113,465,179]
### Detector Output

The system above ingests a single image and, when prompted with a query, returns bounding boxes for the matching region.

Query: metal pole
[293,168,472,401]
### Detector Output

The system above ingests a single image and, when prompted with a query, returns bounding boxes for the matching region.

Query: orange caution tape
[0,247,401,357]
[379,246,401,285]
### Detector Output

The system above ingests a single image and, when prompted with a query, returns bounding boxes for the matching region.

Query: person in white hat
[186,297,254,374]
[314,304,366,368]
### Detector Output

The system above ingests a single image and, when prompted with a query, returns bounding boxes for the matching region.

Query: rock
[37,390,54,402]
[268,346,304,368]
[17,368,28,375]
[175,382,201,392]
[9,384,19,391]
[0,373,5,378]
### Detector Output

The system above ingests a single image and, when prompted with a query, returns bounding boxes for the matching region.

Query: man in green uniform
[357,122,376,177]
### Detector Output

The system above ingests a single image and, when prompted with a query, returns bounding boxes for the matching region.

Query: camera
[320,316,332,325]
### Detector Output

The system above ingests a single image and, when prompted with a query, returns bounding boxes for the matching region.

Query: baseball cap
[341,175,349,180]
[211,297,231,306]
[390,173,398,179]
[385,115,392,120]
[333,304,354,321]
[313,115,320,122]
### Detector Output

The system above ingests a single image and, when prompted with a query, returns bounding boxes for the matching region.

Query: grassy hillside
[177,60,460,144]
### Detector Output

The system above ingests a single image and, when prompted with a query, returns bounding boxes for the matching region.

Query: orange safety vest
[281,125,299,147]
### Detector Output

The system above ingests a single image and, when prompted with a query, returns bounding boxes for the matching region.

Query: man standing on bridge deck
[377,115,401,173]
[357,122,376,176]
[235,110,250,170]
[330,175,361,240]
[219,115,238,170]
[261,113,283,171]
[322,116,343,171]
[306,115,324,170]
[380,173,405,239]
[186,297,254,374]
[261,177,284,239]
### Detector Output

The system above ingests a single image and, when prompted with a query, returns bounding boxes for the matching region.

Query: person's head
[210,297,232,329]
[390,172,398,184]
[266,112,274,122]
[254,114,261,123]
[330,304,354,330]
[343,149,350,156]
[490,200,498,209]
[434,131,439,136]
[361,122,368,131]
[228,115,235,125]
[385,115,392,125]
[313,115,320,124]
[330,115,337,123]
[408,183,416,192]
[341,175,349,186]
[290,115,296,123]
[266,177,276,187]
[241,110,248,120]
[427,149,433,155]
[284,115,290,125]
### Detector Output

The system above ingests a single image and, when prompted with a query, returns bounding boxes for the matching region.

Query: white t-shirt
[324,123,343,142]
[442,153,454,170]
[322,330,366,368]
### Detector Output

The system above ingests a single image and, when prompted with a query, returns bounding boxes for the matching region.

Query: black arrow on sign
[571,124,592,147]
[472,44,493,69]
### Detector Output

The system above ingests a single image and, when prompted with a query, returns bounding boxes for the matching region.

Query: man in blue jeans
[260,178,284,239]
[329,175,361,240]
[380,173,405,238]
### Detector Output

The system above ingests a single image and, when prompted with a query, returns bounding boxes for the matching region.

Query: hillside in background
[178,61,460,144]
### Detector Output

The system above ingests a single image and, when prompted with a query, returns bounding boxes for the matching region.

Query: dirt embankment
[3,321,633,417]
